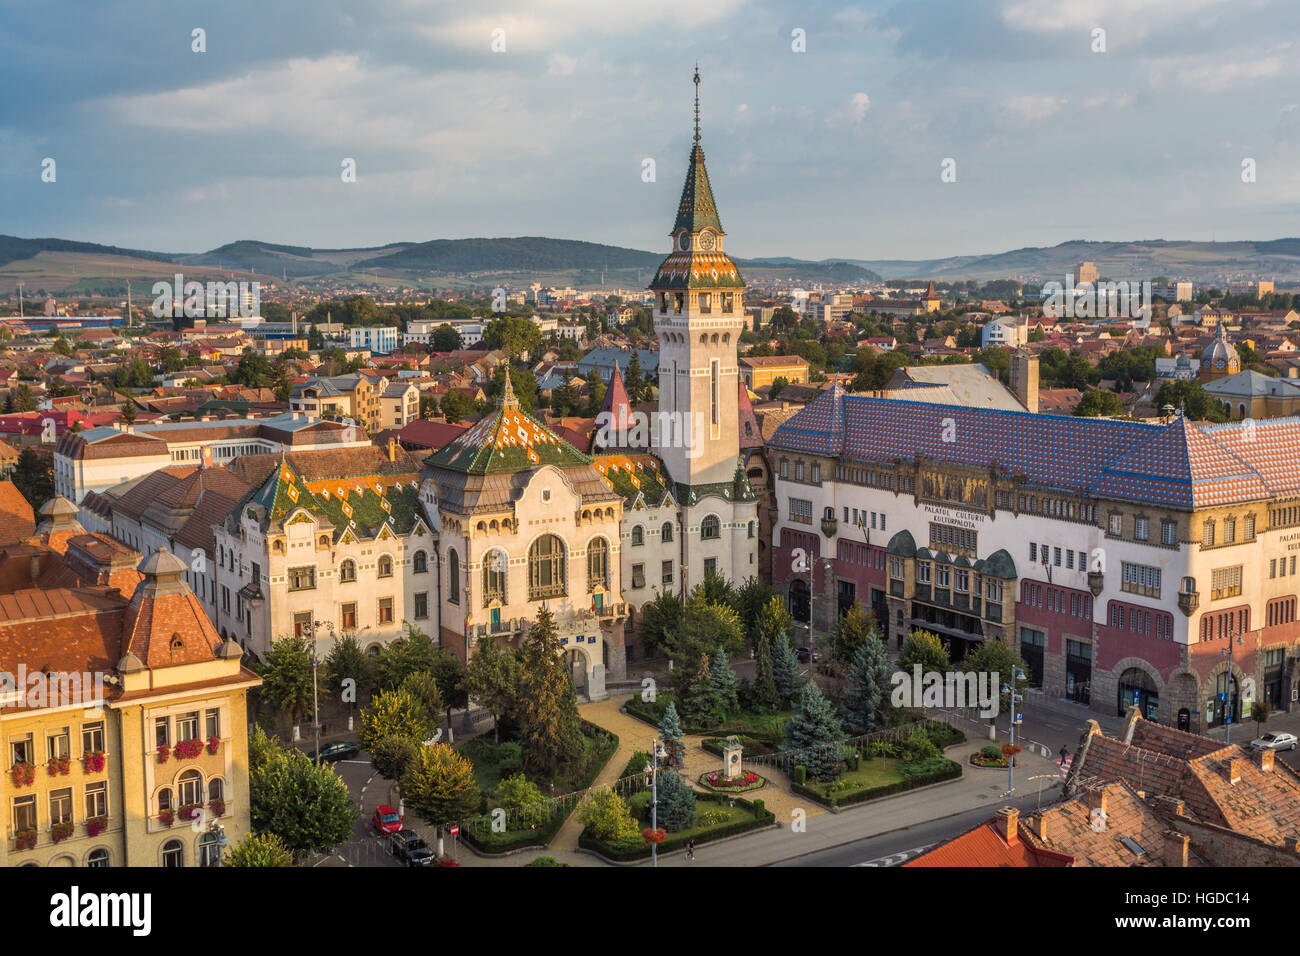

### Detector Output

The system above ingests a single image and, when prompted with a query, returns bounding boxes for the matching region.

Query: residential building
[739,355,812,390]
[347,326,399,355]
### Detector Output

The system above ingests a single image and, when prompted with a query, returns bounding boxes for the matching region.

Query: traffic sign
[448,824,460,836]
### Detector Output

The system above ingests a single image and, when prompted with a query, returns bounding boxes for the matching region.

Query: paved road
[312,755,405,868]
[772,788,1061,867]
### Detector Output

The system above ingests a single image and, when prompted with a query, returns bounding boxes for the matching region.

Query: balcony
[1178,589,1200,617]
[820,515,838,539]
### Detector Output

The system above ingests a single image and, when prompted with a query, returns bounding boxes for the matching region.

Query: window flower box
[85,815,108,838]
[51,821,74,844]
[157,809,175,828]
[206,735,220,756]
[47,754,71,777]
[173,739,204,760]
[209,798,226,818]
[178,803,203,822]
[14,828,37,851]
[157,744,171,764]
[81,751,106,774]
[10,762,36,788]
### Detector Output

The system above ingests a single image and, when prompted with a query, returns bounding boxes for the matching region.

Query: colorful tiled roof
[425,375,593,475]
[650,249,745,290]
[593,453,668,505]
[244,454,424,537]
[770,388,1300,508]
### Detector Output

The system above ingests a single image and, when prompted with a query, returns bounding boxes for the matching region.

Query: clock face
[698,231,716,251]
[678,233,691,251]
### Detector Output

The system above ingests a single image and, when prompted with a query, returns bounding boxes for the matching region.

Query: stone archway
[564,639,606,703]
[1110,657,1165,721]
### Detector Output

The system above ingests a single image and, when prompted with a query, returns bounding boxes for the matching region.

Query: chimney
[1084,787,1109,818]
[1259,750,1275,773]
[1162,830,1190,868]
[1009,350,1039,414]
[1033,812,1049,842]
[994,806,1019,844]
[1228,757,1246,784]
[388,437,397,462]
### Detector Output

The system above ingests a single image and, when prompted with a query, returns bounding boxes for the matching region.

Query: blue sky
[3,0,1300,261]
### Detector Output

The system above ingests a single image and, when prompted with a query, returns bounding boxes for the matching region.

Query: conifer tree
[783,682,845,780]
[679,653,724,728]
[659,701,684,767]
[516,606,584,779]
[710,646,740,714]
[750,599,784,713]
[841,632,893,736]
[771,635,803,706]
[653,768,697,832]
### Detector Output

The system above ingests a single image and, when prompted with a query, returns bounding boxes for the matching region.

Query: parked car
[307,741,360,763]
[372,805,403,835]
[388,829,436,867]
[796,646,821,664]
[1249,731,1298,751]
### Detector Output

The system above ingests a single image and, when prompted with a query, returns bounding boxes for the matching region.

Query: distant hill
[0,235,177,270]
[854,238,1300,282]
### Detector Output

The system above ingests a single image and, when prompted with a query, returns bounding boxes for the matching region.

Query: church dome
[1202,324,1239,375]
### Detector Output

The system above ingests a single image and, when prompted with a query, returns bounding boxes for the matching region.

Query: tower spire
[693,64,701,145]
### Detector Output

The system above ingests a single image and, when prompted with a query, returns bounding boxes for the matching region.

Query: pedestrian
[686,839,695,862]
[1059,745,1068,766]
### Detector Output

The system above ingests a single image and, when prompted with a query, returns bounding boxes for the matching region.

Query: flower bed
[86,815,108,838]
[81,751,105,774]
[698,769,767,794]
[173,738,205,760]
[10,762,35,788]
[970,743,1020,769]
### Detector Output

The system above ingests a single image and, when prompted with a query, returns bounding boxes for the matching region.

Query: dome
[1203,324,1239,372]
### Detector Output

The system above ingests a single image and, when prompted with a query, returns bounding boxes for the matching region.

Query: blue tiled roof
[769,387,1300,509]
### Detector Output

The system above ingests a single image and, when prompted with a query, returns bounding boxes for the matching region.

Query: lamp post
[646,737,665,868]
[309,619,336,765]
[1220,635,1244,745]
[1005,669,1024,794]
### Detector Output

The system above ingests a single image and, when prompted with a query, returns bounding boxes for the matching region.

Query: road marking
[854,844,937,867]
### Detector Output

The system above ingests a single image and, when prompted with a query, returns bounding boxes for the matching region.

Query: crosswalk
[1059,755,1073,777]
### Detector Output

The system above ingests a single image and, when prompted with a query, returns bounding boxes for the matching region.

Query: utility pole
[647,737,664,867]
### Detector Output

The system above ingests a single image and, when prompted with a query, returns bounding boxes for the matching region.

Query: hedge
[578,793,775,862]
[461,720,618,855]
[790,757,962,809]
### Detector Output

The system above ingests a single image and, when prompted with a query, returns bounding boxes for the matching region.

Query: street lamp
[646,737,665,867]
[1004,669,1025,794]
[1220,635,1244,745]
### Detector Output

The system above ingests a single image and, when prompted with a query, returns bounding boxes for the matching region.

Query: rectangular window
[1244,514,1256,540]
[1211,566,1243,600]
[13,795,36,833]
[1134,518,1148,541]
[710,358,719,426]
[789,498,813,524]
[1108,514,1122,536]
[414,592,429,620]
[287,566,316,591]
[85,782,108,819]
[954,569,969,592]
[662,560,674,586]
[1162,521,1177,546]
[1120,562,1162,597]
[293,612,312,637]
[779,459,788,479]
[341,602,357,630]
[1202,521,1215,547]
[177,712,199,742]
[46,729,69,762]
[811,463,820,483]
[632,564,645,589]
[154,717,169,749]
[1029,543,1037,563]
[704,557,717,576]
[82,722,104,755]
[50,788,73,826]
[205,709,220,741]
[917,562,932,584]
[378,597,394,624]
[796,460,805,481]
[1053,547,1062,567]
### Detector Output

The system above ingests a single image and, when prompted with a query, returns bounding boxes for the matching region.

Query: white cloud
[1146,51,1289,92]
[826,92,871,126]
[547,54,578,76]
[996,94,1066,124]
[999,0,1231,37]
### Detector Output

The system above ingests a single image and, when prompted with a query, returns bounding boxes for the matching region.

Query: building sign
[1280,531,1300,552]
[921,503,986,529]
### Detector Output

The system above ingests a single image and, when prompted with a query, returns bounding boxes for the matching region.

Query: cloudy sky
[3,0,1300,261]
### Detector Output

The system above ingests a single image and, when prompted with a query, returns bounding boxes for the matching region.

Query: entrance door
[568,649,587,698]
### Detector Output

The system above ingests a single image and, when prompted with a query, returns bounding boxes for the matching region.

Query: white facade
[348,326,399,355]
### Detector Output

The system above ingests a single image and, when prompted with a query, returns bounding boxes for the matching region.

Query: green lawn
[815,757,906,796]
[626,694,792,740]
[458,729,613,800]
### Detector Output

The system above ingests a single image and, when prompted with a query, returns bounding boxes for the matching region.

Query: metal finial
[693,64,701,145]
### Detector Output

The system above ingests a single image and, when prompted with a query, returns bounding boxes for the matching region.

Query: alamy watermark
[1041,275,1151,320]
[151,273,260,319]
[593,409,708,459]
[890,665,1000,718]
[0,666,108,714]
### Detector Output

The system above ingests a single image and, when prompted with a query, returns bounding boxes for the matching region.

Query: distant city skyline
[4,0,1300,261]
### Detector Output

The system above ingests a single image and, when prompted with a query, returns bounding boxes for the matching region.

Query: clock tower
[650,67,748,490]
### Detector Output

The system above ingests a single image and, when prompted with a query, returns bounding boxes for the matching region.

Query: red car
[372,805,402,835]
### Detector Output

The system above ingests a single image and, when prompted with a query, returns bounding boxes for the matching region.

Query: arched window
[631,525,644,547]
[378,555,394,578]
[413,550,428,573]
[339,559,356,583]
[87,848,109,868]
[162,840,184,868]
[157,788,172,813]
[662,522,674,543]
[178,770,202,808]
[273,540,284,554]
[748,521,755,539]
[208,778,223,804]
[447,549,460,605]
[529,534,567,600]
[483,550,506,605]
[701,515,720,540]
[587,537,609,591]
